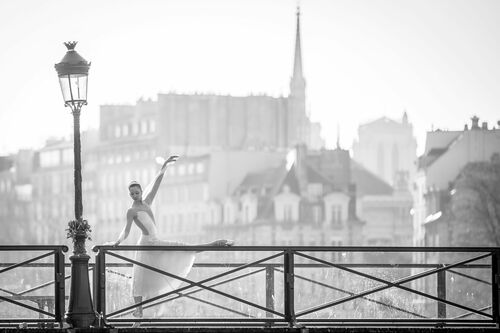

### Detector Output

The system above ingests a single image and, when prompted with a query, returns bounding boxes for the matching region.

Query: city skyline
[1,0,499,155]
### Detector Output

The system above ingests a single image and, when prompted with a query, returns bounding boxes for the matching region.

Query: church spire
[290,6,306,97]
[292,6,304,80]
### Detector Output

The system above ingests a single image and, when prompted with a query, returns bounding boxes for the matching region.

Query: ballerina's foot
[132,322,141,328]
[216,239,234,247]
[132,308,143,318]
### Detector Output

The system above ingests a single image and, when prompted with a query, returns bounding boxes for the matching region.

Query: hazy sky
[0,0,499,155]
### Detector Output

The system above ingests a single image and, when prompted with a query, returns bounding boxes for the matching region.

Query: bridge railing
[0,245,67,327]
[92,246,500,328]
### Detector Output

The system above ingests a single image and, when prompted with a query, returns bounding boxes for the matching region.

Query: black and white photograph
[0,0,499,330]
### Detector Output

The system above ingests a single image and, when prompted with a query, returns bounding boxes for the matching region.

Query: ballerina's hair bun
[128,181,142,190]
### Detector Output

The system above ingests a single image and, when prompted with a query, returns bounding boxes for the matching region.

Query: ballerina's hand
[161,155,179,171]
[103,241,120,247]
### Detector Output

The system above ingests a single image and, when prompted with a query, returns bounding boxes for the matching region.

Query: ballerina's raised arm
[141,155,179,206]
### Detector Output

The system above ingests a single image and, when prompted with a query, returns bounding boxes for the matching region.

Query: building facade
[353,113,417,187]
[412,116,500,248]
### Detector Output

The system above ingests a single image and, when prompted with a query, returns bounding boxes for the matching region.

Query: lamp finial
[64,41,78,51]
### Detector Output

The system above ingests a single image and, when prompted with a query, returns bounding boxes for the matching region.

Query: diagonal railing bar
[113,268,267,319]
[0,287,19,296]
[131,268,267,317]
[15,274,71,296]
[452,305,493,319]
[275,268,427,319]
[0,251,54,275]
[106,251,285,318]
[106,253,283,319]
[447,269,491,285]
[105,251,283,318]
[295,251,493,318]
[295,251,492,318]
[0,295,54,317]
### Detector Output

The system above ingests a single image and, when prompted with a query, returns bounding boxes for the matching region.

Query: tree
[450,154,500,246]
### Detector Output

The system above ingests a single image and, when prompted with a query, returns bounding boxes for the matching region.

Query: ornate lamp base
[65,254,97,327]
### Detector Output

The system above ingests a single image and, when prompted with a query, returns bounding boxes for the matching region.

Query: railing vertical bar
[492,250,500,326]
[54,248,66,326]
[437,265,446,318]
[265,264,275,319]
[94,249,106,320]
[284,250,295,327]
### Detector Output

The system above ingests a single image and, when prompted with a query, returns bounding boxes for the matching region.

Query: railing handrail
[0,245,68,252]
[92,245,500,252]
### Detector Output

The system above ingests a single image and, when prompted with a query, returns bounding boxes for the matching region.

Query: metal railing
[92,246,500,328]
[0,245,68,327]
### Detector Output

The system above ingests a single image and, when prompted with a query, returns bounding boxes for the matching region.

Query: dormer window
[331,205,342,227]
[284,205,292,221]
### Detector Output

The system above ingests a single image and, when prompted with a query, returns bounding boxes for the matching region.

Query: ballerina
[110,155,233,320]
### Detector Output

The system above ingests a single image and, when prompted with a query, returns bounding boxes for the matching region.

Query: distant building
[199,145,413,249]
[353,112,417,187]
[0,152,35,244]
[412,116,500,249]
[30,133,98,245]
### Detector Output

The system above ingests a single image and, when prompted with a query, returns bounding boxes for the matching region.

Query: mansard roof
[235,155,392,199]
[350,160,393,196]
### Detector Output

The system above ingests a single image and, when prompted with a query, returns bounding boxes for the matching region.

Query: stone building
[201,145,412,249]
[412,116,500,249]
[353,112,417,187]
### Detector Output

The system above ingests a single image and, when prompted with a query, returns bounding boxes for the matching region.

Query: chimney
[482,122,488,130]
[347,183,358,220]
[295,144,308,194]
[471,116,480,130]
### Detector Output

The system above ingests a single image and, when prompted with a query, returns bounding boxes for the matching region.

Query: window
[62,148,72,165]
[178,165,186,176]
[196,162,205,174]
[132,122,139,136]
[122,124,129,136]
[331,205,342,226]
[149,119,156,133]
[312,205,322,225]
[141,120,148,134]
[284,205,292,221]
[244,206,249,223]
[115,125,121,138]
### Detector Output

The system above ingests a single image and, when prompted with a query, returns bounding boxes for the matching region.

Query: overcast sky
[0,0,499,156]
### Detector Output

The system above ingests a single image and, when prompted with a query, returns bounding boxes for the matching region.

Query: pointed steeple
[290,6,306,96]
[293,6,304,80]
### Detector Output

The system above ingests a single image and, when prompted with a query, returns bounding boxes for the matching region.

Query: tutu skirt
[132,234,196,299]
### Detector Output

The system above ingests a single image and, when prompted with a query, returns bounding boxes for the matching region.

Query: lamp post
[55,41,96,328]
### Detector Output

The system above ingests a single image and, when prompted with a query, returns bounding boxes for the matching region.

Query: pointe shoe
[132,322,141,328]
[132,308,143,318]
[215,239,234,247]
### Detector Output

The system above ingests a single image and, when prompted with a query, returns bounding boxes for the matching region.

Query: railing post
[437,265,446,318]
[54,248,66,326]
[265,264,275,320]
[284,249,295,327]
[492,250,500,326]
[93,248,106,323]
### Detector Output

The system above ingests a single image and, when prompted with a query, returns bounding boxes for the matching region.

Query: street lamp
[55,41,96,328]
